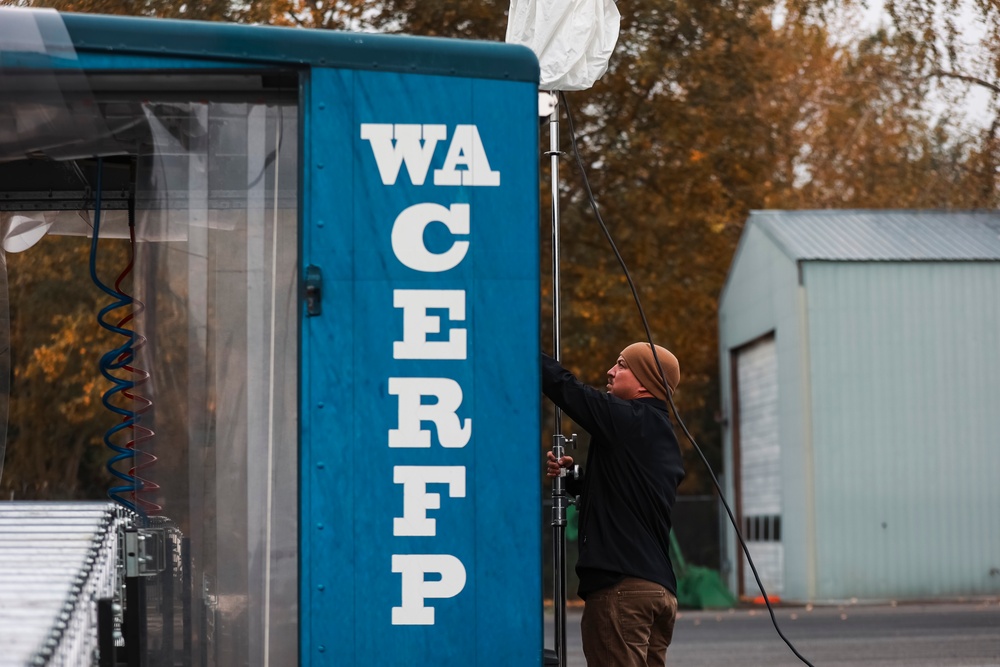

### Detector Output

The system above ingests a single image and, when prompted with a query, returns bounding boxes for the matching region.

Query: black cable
[558,91,816,667]
[247,103,285,190]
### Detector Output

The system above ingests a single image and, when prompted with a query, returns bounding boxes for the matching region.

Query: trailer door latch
[304,265,322,317]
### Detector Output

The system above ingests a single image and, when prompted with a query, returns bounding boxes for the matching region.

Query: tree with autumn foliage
[282,0,997,490]
[1,236,128,499]
[0,0,996,502]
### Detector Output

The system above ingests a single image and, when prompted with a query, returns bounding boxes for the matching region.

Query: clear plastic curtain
[0,7,81,489]
[0,7,127,487]
[0,251,8,486]
[136,98,299,667]
[0,7,123,163]
[0,10,300,657]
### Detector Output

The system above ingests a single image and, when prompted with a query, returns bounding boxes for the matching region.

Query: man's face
[606,355,645,400]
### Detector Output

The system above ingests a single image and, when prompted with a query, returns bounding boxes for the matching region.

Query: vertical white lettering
[388,378,472,449]
[393,289,467,359]
[433,124,501,187]
[391,203,470,273]
[391,554,467,625]
[393,466,466,536]
[361,123,447,186]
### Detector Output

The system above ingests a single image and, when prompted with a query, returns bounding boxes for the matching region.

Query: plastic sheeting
[135,99,300,667]
[0,8,125,164]
[0,17,300,658]
[0,252,7,487]
[0,7,118,488]
[505,0,621,91]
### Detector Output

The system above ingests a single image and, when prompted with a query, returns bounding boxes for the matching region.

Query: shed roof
[751,210,1000,261]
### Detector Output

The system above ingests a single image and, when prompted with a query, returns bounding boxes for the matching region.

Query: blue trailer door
[301,66,541,665]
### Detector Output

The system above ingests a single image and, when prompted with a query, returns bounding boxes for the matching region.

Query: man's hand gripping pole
[550,433,579,528]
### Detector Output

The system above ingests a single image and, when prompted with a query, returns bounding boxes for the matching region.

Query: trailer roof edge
[58,13,540,83]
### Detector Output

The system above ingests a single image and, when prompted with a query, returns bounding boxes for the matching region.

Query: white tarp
[505,0,621,91]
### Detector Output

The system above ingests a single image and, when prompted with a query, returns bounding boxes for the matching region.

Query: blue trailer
[0,9,541,665]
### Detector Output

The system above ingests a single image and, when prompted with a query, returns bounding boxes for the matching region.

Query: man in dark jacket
[543,342,685,667]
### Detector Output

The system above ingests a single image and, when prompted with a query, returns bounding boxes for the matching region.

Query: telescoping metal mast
[506,0,621,667]
[546,91,571,667]
[506,3,621,665]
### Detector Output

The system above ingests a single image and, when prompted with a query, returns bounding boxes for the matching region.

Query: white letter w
[360,123,447,186]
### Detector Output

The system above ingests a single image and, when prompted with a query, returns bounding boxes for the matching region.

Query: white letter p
[391,554,467,625]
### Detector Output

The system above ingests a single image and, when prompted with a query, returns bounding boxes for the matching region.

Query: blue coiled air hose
[88,157,143,516]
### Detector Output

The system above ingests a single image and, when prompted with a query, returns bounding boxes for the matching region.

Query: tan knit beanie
[620,342,680,401]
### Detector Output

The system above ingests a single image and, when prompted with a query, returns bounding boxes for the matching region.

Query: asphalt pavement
[544,598,1000,666]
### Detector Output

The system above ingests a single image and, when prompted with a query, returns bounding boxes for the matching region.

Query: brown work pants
[581,577,679,667]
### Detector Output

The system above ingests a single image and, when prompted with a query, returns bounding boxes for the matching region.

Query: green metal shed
[718,209,1000,603]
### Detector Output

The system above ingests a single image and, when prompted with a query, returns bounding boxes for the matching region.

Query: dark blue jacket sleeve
[541,353,634,442]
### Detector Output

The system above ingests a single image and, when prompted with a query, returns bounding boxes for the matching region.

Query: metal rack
[0,502,129,666]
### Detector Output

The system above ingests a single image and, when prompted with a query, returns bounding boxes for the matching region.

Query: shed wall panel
[720,226,815,601]
[719,225,782,346]
[805,261,1000,600]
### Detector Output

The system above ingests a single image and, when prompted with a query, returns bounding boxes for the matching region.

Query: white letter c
[391,203,469,273]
